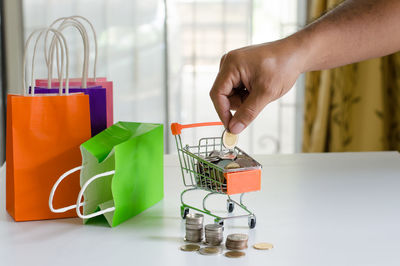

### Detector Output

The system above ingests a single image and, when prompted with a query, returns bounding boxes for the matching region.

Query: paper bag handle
[49,16,97,81]
[47,19,89,88]
[49,166,85,213]
[75,170,116,219]
[49,167,116,219]
[23,27,70,96]
[47,16,98,86]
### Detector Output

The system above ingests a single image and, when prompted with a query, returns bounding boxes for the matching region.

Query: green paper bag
[49,121,164,227]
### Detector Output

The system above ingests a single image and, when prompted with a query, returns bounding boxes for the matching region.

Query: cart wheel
[214,218,224,226]
[248,215,256,229]
[181,207,189,219]
[227,200,234,213]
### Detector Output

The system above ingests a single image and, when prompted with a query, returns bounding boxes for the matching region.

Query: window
[167,0,306,153]
[22,0,305,154]
[23,0,167,137]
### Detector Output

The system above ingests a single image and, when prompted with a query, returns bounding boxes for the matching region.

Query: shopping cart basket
[171,122,262,228]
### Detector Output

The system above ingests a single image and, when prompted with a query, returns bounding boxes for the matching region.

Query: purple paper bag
[31,86,107,136]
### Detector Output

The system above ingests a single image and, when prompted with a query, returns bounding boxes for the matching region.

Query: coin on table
[180,244,201,252]
[222,130,238,149]
[199,246,222,255]
[253,242,274,250]
[224,251,246,258]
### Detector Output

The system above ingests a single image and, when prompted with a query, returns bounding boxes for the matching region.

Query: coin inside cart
[173,122,261,229]
[222,129,238,149]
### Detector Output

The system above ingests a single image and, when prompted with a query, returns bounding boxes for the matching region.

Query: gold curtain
[303,0,400,152]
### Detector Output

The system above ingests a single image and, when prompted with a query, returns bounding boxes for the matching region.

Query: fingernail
[229,121,245,134]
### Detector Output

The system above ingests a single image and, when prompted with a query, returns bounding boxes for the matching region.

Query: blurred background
[1,0,400,163]
[1,0,307,157]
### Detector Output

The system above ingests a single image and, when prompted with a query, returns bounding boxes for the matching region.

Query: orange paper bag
[6,93,91,221]
[6,26,91,221]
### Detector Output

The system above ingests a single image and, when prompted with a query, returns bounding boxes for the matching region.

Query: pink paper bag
[36,78,113,127]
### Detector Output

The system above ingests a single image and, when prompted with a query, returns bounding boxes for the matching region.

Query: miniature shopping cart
[171,122,262,229]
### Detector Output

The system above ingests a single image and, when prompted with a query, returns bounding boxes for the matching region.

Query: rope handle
[49,167,116,220]
[23,27,69,96]
[75,170,116,219]
[49,166,85,213]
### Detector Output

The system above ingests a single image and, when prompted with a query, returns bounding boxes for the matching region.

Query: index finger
[209,61,241,129]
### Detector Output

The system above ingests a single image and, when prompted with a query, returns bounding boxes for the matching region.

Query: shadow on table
[0,210,82,226]
[146,235,183,243]
[0,198,182,245]
[0,217,84,245]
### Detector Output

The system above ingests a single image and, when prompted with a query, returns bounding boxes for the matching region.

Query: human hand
[209,38,305,134]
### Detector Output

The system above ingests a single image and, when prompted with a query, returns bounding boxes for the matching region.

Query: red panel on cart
[225,169,261,195]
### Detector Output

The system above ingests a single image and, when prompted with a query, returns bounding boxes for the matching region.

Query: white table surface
[1,152,400,266]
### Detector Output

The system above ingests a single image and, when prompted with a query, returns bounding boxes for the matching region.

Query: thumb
[228,90,268,134]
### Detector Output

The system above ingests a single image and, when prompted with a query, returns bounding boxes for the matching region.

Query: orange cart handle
[171,122,223,135]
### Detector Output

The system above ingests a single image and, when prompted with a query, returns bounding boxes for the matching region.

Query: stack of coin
[204,224,223,246]
[185,213,204,242]
[225,234,248,250]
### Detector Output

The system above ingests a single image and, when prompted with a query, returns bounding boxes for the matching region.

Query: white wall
[1,0,24,164]
[4,0,23,95]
